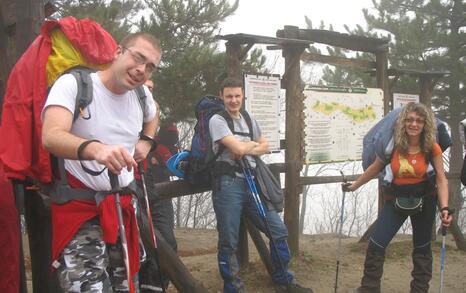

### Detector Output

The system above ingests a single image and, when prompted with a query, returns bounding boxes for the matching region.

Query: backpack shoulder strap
[219,110,234,133]
[218,110,254,139]
[134,85,147,114]
[68,67,94,122]
[241,110,254,140]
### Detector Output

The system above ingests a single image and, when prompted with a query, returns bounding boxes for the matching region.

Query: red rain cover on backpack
[0,16,116,183]
[0,160,19,292]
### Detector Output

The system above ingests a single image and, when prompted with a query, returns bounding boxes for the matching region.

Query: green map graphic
[312,101,376,122]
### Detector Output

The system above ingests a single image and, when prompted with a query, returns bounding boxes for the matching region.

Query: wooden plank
[301,51,376,69]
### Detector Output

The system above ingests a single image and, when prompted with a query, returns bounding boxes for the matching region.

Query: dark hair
[120,32,161,52]
[220,77,243,94]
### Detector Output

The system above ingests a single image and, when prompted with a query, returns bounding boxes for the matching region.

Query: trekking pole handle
[441,208,455,236]
[137,162,145,176]
[108,170,120,191]
[340,170,348,183]
[238,158,246,169]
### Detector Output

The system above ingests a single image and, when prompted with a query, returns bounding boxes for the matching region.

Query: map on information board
[304,88,384,164]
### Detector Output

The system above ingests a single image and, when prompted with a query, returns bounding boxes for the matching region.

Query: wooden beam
[301,52,376,69]
[277,28,389,53]
[299,174,360,186]
[153,170,460,199]
[152,163,286,200]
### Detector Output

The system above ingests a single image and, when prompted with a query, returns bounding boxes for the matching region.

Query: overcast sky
[217,0,376,76]
[219,0,375,37]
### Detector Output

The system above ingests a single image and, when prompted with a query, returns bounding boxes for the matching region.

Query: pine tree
[140,0,266,122]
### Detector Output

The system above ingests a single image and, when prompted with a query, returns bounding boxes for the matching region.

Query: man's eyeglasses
[121,46,160,75]
[405,117,425,125]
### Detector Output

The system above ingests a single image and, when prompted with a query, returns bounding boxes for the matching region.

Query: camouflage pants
[57,220,139,293]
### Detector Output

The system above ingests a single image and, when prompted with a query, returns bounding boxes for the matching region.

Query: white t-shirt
[42,72,156,190]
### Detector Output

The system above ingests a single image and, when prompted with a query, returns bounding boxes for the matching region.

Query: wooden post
[281,26,306,257]
[419,76,433,107]
[16,0,42,57]
[225,40,242,79]
[375,51,389,115]
[1,0,23,116]
[375,50,389,215]
[224,39,249,267]
[15,1,45,292]
[358,50,389,243]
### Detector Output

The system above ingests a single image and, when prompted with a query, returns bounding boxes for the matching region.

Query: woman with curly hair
[344,102,453,293]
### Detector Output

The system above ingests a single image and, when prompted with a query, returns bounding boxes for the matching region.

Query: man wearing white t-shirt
[42,32,161,292]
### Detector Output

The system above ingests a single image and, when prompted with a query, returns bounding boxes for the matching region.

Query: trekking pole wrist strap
[139,133,156,147]
[77,139,101,161]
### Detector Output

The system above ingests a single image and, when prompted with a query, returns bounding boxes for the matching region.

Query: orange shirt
[391,143,442,185]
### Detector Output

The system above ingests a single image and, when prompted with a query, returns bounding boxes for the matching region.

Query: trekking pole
[238,158,291,287]
[334,170,348,293]
[108,171,133,292]
[138,163,166,293]
[439,208,454,293]
[439,226,447,293]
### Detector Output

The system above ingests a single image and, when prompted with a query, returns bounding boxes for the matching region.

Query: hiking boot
[275,283,314,293]
[356,243,385,293]
[410,246,432,293]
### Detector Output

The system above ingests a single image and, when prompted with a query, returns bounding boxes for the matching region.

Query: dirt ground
[173,229,466,293]
[24,228,465,292]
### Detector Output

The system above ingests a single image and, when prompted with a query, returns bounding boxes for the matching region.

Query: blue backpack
[167,95,252,187]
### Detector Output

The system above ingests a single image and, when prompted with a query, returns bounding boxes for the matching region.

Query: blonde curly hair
[394,102,436,159]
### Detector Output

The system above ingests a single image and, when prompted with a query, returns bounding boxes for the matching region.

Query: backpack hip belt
[390,182,429,216]
[50,179,138,205]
